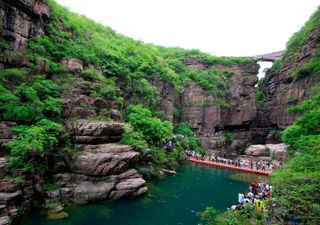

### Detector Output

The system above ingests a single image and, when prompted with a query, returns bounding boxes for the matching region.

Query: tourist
[266,190,271,198]
[251,181,258,195]
[247,190,254,201]
[264,208,271,225]
[238,192,244,205]
[256,201,263,213]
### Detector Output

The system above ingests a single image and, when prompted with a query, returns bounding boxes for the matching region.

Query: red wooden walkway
[188,158,270,176]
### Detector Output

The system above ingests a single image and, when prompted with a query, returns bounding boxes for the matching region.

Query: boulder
[0,216,10,225]
[266,144,288,161]
[109,178,146,200]
[66,120,124,144]
[61,58,83,74]
[72,181,115,205]
[0,191,21,204]
[72,144,139,176]
[245,145,268,157]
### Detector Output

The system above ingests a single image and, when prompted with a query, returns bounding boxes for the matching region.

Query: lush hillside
[280,6,320,81]
[0,0,255,177]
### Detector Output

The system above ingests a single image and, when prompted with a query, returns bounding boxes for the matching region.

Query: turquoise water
[19,163,260,225]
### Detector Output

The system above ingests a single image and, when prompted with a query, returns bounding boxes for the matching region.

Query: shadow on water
[19,163,260,225]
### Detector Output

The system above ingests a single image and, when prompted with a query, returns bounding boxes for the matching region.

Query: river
[19,163,264,225]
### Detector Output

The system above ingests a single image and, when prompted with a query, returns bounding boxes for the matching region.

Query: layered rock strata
[47,120,147,205]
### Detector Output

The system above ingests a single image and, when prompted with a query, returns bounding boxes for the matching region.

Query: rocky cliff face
[0,0,49,68]
[152,57,262,155]
[260,30,320,129]
[47,120,147,205]
[0,120,147,224]
[154,58,259,132]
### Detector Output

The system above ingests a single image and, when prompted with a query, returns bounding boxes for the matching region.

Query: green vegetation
[121,105,185,170]
[5,119,63,172]
[223,132,234,142]
[185,69,232,97]
[174,123,203,153]
[0,0,255,179]
[0,66,64,174]
[41,183,60,191]
[255,77,265,104]
[283,7,320,81]
[198,204,265,225]
[126,105,173,145]
[293,59,320,81]
[0,81,63,123]
[271,93,320,224]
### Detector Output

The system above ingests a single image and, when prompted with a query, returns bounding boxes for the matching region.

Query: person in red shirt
[251,181,258,195]
[266,191,271,198]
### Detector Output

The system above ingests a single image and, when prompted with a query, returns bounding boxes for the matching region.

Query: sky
[55,0,319,57]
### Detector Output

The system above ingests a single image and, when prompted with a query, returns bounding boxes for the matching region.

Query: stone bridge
[253,51,284,62]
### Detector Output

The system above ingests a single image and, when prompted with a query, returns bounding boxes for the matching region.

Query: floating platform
[188,158,270,176]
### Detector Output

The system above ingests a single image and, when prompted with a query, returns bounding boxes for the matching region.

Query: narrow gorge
[0,0,319,224]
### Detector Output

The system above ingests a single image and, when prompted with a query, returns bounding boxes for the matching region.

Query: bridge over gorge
[253,51,284,62]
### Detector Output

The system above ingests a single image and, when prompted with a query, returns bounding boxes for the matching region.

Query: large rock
[72,181,115,204]
[245,144,268,157]
[66,120,124,144]
[53,169,147,204]
[73,144,139,176]
[61,58,83,74]
[266,144,288,161]
[0,0,49,53]
[109,178,146,200]
[50,143,146,205]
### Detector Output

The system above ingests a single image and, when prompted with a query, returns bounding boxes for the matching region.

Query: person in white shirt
[238,192,244,204]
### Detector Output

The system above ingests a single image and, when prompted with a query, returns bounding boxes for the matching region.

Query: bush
[120,123,149,154]
[5,119,63,172]
[224,132,234,142]
[0,68,27,87]
[127,104,173,145]
[41,183,59,191]
[0,82,63,122]
[256,90,264,103]
[174,123,203,153]
[294,60,320,81]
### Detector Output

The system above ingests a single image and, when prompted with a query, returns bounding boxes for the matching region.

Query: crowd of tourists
[232,181,273,224]
[185,150,282,172]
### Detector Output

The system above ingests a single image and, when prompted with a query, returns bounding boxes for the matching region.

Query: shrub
[127,104,173,145]
[174,123,194,137]
[256,90,264,102]
[41,183,59,191]
[0,68,27,87]
[294,60,320,81]
[0,83,63,122]
[14,176,25,185]
[5,119,63,172]
[224,132,234,142]
[174,123,203,153]
[120,123,149,154]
